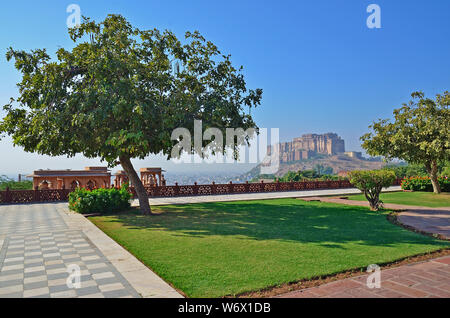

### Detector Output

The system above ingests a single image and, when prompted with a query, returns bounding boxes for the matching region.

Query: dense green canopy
[361,91,449,193]
[0,15,262,214]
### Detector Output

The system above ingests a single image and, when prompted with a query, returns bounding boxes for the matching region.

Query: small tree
[314,164,324,177]
[0,15,262,214]
[348,170,396,211]
[361,91,450,194]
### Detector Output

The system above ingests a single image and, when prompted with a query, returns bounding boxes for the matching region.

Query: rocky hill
[241,154,385,181]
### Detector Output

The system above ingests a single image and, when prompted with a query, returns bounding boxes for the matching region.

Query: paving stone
[0,292,23,298]
[24,270,47,278]
[1,269,25,276]
[86,262,108,270]
[45,263,66,270]
[47,272,69,280]
[434,257,450,265]
[24,280,49,290]
[276,254,450,298]
[78,293,104,298]
[51,289,77,298]
[76,285,101,297]
[99,282,125,292]
[414,283,450,298]
[46,267,67,275]
[0,284,23,295]
[24,275,47,284]
[49,284,72,294]
[24,265,45,273]
[2,264,24,271]
[0,203,177,298]
[24,258,44,265]
[2,260,24,267]
[103,289,133,298]
[25,254,43,260]
[48,278,68,287]
[0,273,23,281]
[23,287,50,298]
[94,277,119,286]
[4,256,24,263]
[0,279,23,288]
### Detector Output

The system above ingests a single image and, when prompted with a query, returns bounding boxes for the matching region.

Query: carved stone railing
[0,178,403,204]
[0,188,72,204]
[128,178,403,199]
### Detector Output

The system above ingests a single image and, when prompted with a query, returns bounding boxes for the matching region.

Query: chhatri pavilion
[28,166,166,190]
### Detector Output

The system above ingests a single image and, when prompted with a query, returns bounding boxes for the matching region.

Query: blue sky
[0,0,449,175]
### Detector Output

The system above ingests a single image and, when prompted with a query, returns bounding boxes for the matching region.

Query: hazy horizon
[0,131,368,176]
[1,1,449,175]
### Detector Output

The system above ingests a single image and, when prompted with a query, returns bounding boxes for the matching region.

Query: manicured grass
[348,191,450,208]
[89,199,449,297]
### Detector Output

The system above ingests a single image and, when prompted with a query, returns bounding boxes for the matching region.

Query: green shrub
[348,170,396,211]
[382,164,428,178]
[0,175,33,190]
[69,185,132,214]
[278,169,343,182]
[401,176,449,192]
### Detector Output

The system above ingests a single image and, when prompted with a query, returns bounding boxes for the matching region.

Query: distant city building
[267,133,346,163]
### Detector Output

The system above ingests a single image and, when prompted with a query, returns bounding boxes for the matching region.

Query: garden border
[0,178,402,205]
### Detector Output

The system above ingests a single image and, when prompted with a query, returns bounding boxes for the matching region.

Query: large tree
[361,91,449,193]
[0,15,262,214]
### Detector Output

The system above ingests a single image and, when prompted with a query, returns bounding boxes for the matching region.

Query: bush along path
[401,176,450,192]
[69,185,132,215]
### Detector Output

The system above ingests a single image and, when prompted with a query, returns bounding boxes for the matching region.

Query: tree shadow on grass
[102,199,448,248]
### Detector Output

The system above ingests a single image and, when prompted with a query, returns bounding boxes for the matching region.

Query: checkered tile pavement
[0,204,67,235]
[0,204,140,298]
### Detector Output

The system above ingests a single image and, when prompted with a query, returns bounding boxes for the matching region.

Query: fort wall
[268,133,346,163]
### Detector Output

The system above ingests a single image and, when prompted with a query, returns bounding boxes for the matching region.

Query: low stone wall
[0,189,72,204]
[130,180,355,198]
[0,178,402,204]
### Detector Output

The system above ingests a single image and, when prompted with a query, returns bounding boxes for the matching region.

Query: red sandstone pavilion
[28,167,166,190]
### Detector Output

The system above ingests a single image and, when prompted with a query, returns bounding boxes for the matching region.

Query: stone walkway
[300,196,450,239]
[1,187,446,299]
[277,255,450,298]
[398,210,450,240]
[0,203,182,298]
[133,186,401,206]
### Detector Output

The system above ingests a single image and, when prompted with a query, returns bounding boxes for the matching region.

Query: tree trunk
[119,155,152,215]
[364,188,382,211]
[426,160,441,194]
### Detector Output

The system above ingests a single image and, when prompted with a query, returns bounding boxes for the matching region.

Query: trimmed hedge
[401,176,449,192]
[348,170,396,211]
[69,186,132,214]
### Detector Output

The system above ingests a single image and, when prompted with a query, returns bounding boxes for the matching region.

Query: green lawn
[89,199,449,297]
[348,191,450,208]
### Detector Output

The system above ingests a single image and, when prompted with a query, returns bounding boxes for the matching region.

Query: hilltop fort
[267,133,362,163]
[241,133,384,180]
